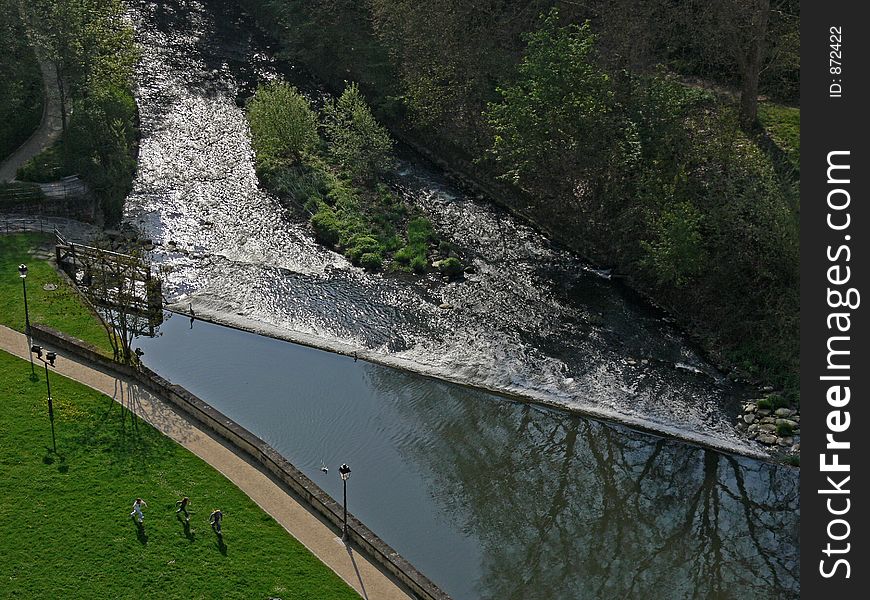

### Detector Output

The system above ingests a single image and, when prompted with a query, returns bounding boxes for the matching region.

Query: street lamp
[31,345,57,453]
[18,264,30,334]
[19,264,35,377]
[339,463,351,541]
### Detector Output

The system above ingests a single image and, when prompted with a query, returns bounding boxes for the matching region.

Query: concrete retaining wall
[31,324,451,600]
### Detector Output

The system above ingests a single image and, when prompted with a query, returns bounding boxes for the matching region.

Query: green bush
[15,141,72,182]
[756,398,772,410]
[359,252,383,271]
[248,82,319,163]
[347,235,383,263]
[310,208,341,246]
[776,422,794,436]
[407,217,435,245]
[321,82,393,182]
[438,257,463,277]
[410,255,428,273]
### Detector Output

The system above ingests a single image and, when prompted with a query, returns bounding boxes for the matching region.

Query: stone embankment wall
[31,324,451,600]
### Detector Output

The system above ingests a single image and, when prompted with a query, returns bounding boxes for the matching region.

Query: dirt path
[0,62,64,183]
[0,324,413,600]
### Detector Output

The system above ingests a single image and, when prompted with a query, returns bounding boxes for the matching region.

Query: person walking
[209,508,223,534]
[130,498,148,523]
[175,496,190,522]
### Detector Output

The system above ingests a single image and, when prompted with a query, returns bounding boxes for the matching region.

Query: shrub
[310,209,341,246]
[410,255,428,273]
[756,398,772,410]
[776,422,794,436]
[347,235,382,263]
[438,257,463,278]
[393,245,415,265]
[407,217,435,245]
[248,82,319,163]
[303,197,321,214]
[15,142,70,182]
[321,82,393,182]
[359,252,383,271]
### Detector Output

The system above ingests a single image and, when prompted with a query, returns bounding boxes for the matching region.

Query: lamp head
[31,344,42,357]
[18,264,27,278]
[46,351,57,366]
[339,463,351,480]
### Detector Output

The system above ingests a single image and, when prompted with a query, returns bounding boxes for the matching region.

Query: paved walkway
[0,324,412,600]
[0,62,64,182]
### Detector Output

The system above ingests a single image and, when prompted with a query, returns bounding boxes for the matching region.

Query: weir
[119,0,800,597]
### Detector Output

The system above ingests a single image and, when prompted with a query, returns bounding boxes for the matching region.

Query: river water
[124,0,799,597]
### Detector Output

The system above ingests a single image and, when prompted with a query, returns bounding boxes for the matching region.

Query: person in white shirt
[130,498,147,523]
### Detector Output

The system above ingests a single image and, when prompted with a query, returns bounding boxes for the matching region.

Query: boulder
[757,408,772,417]
[775,408,794,417]
[759,423,777,433]
[743,404,756,414]
[743,413,756,425]
[776,418,799,429]
[757,434,778,445]
[778,436,794,446]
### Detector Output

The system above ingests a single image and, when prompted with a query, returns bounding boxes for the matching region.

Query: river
[124,0,799,597]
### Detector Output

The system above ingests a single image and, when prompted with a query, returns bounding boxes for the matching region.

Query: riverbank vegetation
[248,81,458,274]
[14,0,138,226]
[242,0,799,396]
[0,2,44,161]
[0,350,359,599]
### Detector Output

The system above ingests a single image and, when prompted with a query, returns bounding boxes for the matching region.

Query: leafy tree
[64,84,138,224]
[0,1,44,158]
[321,82,393,183]
[485,11,616,197]
[25,0,135,134]
[247,82,319,163]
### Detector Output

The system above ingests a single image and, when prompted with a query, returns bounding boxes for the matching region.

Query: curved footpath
[0,324,412,600]
[0,62,64,183]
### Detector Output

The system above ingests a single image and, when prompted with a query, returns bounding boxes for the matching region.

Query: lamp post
[19,264,35,377]
[31,345,57,453]
[339,463,351,541]
[18,264,30,334]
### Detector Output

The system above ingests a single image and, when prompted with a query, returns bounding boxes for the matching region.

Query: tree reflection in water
[368,368,799,600]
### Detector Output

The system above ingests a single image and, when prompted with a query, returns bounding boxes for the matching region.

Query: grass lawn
[0,233,112,354]
[758,102,800,169]
[0,349,359,599]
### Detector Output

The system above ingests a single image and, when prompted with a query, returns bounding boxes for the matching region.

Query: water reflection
[370,368,799,599]
[137,317,799,599]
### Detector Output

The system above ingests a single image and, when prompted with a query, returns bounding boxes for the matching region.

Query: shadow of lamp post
[31,344,58,454]
[18,264,35,377]
[339,463,352,541]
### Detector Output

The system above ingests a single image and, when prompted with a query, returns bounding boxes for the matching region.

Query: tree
[247,81,319,164]
[485,11,616,198]
[25,0,136,135]
[321,82,393,183]
[74,244,162,365]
